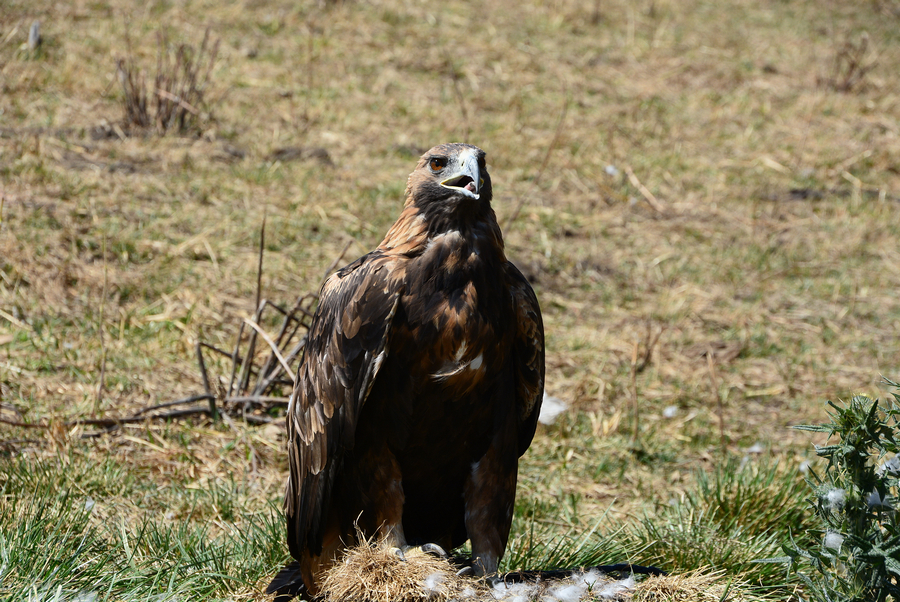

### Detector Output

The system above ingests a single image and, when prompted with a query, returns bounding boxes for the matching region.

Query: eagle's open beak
[440,151,482,200]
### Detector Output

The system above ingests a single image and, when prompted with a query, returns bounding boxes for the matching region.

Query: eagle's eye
[429,157,446,171]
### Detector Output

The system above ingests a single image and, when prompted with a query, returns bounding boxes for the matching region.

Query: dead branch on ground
[1,230,353,443]
[820,31,878,93]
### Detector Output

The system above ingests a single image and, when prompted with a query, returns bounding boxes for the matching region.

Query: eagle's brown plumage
[267,143,545,600]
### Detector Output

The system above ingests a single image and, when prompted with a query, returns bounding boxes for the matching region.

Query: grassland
[2,0,900,600]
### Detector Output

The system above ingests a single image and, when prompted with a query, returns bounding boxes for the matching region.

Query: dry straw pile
[321,543,465,602]
[319,542,753,602]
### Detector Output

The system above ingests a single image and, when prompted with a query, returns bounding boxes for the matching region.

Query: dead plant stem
[243,318,296,387]
[94,234,108,416]
[256,210,266,313]
[631,341,640,444]
[450,70,470,142]
[707,350,727,456]
[625,166,665,213]
[196,340,216,421]
[504,87,569,229]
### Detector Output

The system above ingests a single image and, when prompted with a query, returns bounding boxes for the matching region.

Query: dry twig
[625,165,665,213]
[635,322,664,374]
[631,341,640,444]
[243,318,297,387]
[0,393,286,438]
[707,350,728,456]
[504,86,569,229]
[94,234,108,416]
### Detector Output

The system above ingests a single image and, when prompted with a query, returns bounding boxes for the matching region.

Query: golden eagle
[268,143,545,600]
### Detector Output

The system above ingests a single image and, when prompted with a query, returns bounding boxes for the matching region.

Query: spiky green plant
[764,381,900,602]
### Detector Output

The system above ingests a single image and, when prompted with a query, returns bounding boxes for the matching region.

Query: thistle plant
[773,381,900,602]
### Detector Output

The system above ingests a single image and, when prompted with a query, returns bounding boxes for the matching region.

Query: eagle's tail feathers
[266,561,308,601]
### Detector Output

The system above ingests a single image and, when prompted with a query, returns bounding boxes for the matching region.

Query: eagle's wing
[285,253,402,558]
[507,263,545,455]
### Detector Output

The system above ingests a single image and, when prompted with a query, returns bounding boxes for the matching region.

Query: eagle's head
[405,143,493,217]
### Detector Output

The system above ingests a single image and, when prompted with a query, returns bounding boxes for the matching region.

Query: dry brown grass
[632,569,755,602]
[2,0,900,597]
[321,540,469,602]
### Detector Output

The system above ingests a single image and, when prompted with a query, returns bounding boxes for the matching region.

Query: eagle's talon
[420,543,448,559]
[390,547,407,562]
[396,543,447,560]
[456,566,474,577]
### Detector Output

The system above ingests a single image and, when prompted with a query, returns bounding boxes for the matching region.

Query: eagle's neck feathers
[378,198,506,264]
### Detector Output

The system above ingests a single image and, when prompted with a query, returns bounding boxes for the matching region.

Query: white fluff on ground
[595,576,635,599]
[491,571,634,602]
[538,393,567,425]
[423,572,445,592]
[491,581,540,602]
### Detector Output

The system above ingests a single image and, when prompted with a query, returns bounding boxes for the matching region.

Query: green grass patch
[0,451,284,602]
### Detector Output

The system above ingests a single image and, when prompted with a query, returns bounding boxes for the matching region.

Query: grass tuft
[117,28,219,136]
[820,31,879,93]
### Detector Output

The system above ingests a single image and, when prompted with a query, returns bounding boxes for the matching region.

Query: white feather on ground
[538,393,567,425]
[594,575,635,599]
[491,580,539,601]
[490,570,634,602]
